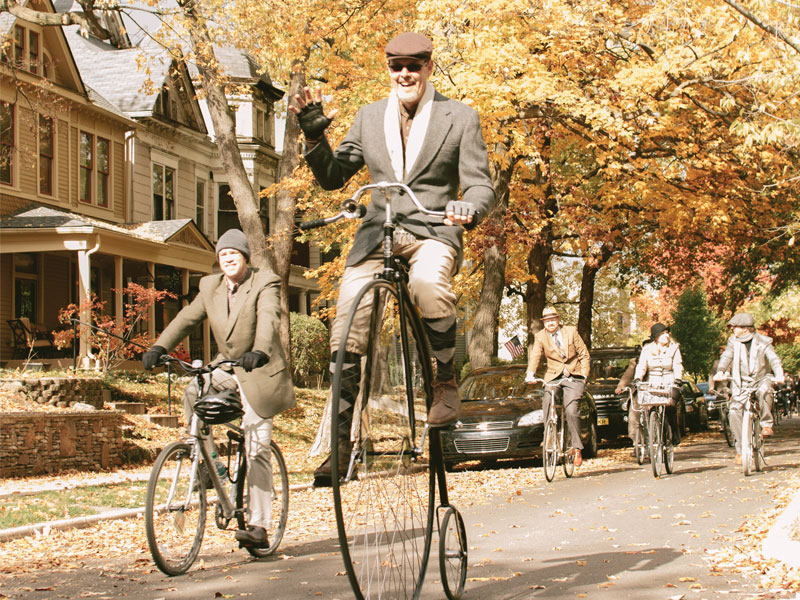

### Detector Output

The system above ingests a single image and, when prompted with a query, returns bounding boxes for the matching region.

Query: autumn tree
[670,284,725,378]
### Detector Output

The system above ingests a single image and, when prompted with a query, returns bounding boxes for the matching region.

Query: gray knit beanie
[215,229,250,261]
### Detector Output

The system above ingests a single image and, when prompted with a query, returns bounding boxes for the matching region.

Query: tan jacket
[527,325,590,382]
[155,268,295,419]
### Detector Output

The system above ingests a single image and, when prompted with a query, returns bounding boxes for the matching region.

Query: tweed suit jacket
[154,268,295,419]
[717,333,784,389]
[527,326,591,382]
[304,89,495,268]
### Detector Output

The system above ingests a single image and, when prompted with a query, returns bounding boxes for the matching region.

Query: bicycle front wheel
[742,410,753,476]
[648,411,663,478]
[543,418,558,482]
[235,440,289,558]
[145,441,207,575]
[562,420,575,478]
[751,414,763,473]
[722,408,735,447]
[634,420,648,465]
[332,279,435,600]
[663,420,674,474]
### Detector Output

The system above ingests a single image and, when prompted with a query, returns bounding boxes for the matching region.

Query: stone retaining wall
[0,377,105,408]
[0,411,125,477]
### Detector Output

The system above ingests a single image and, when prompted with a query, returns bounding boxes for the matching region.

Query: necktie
[552,333,565,359]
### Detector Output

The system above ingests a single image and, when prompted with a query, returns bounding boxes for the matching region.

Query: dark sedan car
[441,365,599,470]
[680,380,710,432]
[585,346,640,440]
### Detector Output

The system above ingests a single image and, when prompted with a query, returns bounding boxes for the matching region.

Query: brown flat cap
[385,32,433,59]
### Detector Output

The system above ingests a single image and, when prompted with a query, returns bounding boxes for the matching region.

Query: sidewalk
[0,467,314,542]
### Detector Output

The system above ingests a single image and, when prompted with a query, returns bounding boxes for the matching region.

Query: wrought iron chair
[7,318,54,359]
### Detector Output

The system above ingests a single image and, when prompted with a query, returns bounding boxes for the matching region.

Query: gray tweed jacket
[304,91,496,267]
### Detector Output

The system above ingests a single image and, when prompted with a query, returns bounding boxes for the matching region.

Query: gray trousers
[729,380,773,454]
[543,377,585,450]
[183,369,274,529]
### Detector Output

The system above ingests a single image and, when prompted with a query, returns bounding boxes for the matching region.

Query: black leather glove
[240,350,268,372]
[296,101,332,140]
[142,345,167,370]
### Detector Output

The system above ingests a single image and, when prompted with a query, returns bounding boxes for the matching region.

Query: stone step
[143,414,180,428]
[108,402,146,415]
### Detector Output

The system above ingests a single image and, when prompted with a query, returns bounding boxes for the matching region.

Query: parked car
[441,365,599,470]
[696,381,718,419]
[586,347,640,440]
[680,380,710,432]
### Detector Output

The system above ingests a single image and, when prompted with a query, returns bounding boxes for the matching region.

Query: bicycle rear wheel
[634,417,648,464]
[648,411,663,478]
[543,418,558,482]
[235,440,289,557]
[439,506,468,600]
[742,410,753,476]
[663,420,674,474]
[145,441,207,575]
[331,279,435,600]
[562,419,575,478]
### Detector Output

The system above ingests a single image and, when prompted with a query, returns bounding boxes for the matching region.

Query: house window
[29,31,39,74]
[96,138,109,207]
[255,108,264,140]
[79,132,93,203]
[195,179,205,233]
[153,163,175,220]
[217,183,239,237]
[13,26,24,67]
[0,102,13,185]
[13,253,39,320]
[38,114,53,195]
[11,25,41,74]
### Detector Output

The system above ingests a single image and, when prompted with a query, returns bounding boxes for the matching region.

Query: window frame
[152,161,176,220]
[96,137,109,208]
[38,113,54,196]
[79,131,94,204]
[195,178,206,233]
[0,101,14,187]
[13,252,40,322]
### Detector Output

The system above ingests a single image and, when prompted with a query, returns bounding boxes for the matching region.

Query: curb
[762,488,800,569]
[0,482,315,543]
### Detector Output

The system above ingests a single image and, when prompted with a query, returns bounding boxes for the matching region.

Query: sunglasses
[388,61,427,73]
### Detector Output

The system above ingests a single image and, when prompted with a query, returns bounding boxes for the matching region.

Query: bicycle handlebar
[299,181,450,231]
[156,354,241,374]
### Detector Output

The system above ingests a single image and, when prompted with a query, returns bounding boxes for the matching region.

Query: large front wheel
[234,440,289,558]
[145,442,207,576]
[331,279,435,599]
[648,411,663,479]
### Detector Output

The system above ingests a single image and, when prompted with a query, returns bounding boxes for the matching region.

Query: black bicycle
[622,386,649,465]
[528,377,577,481]
[300,181,468,600]
[144,356,289,575]
[636,381,676,478]
[713,388,735,448]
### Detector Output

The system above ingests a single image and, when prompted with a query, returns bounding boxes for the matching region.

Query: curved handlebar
[299,181,450,231]
[156,354,241,374]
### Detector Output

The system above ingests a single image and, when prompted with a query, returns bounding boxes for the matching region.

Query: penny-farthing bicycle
[300,182,468,600]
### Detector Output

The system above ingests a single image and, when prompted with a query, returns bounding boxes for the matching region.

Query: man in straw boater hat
[525,307,591,467]
[290,32,496,485]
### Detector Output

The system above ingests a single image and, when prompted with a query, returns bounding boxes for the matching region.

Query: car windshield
[459,370,539,400]
[590,356,634,381]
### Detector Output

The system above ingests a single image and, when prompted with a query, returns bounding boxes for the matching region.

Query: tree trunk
[179,0,273,272]
[271,65,307,363]
[467,156,514,370]
[576,245,613,349]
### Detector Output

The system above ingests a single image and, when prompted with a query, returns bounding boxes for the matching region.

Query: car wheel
[584,420,599,458]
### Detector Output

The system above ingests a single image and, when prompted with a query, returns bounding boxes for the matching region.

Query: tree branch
[2,0,112,40]
[721,0,800,55]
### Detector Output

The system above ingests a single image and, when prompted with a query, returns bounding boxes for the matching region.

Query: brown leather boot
[313,438,354,487]
[429,377,461,427]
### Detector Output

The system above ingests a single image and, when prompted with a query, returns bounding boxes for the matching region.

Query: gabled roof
[189,46,284,101]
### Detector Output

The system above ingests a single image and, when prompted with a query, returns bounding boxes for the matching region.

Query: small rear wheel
[543,419,558,482]
[235,440,289,557]
[439,507,468,600]
[145,442,207,576]
[648,411,663,479]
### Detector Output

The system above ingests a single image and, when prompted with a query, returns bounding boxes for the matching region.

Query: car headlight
[519,409,544,427]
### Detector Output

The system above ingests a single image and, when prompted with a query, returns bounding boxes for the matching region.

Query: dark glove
[142,345,167,370]
[240,350,268,372]
[296,101,332,140]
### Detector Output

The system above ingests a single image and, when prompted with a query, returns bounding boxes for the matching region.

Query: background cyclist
[713,312,784,465]
[290,32,496,485]
[142,229,295,548]
[634,323,683,447]
[525,307,591,467]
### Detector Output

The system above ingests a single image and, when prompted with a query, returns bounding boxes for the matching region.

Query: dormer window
[10,24,43,75]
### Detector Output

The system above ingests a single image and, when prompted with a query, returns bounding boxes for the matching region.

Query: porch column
[147,262,155,341]
[299,290,308,315]
[114,256,124,327]
[75,237,100,368]
[181,269,190,355]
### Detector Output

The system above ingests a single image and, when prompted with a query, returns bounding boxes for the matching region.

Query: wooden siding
[57,117,70,201]
[42,254,71,331]
[113,141,125,220]
[0,193,32,217]
[0,253,12,361]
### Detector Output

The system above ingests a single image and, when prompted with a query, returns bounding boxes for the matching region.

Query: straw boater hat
[541,307,559,321]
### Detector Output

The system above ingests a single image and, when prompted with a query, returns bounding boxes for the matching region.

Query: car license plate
[598,417,609,426]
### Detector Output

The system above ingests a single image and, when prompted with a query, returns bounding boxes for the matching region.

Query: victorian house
[0,0,321,365]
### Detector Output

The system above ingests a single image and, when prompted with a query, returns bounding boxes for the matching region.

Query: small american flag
[504,335,524,359]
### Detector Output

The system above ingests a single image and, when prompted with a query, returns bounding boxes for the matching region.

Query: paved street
[2,417,798,600]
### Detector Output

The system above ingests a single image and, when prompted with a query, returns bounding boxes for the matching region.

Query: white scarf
[384,83,435,181]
